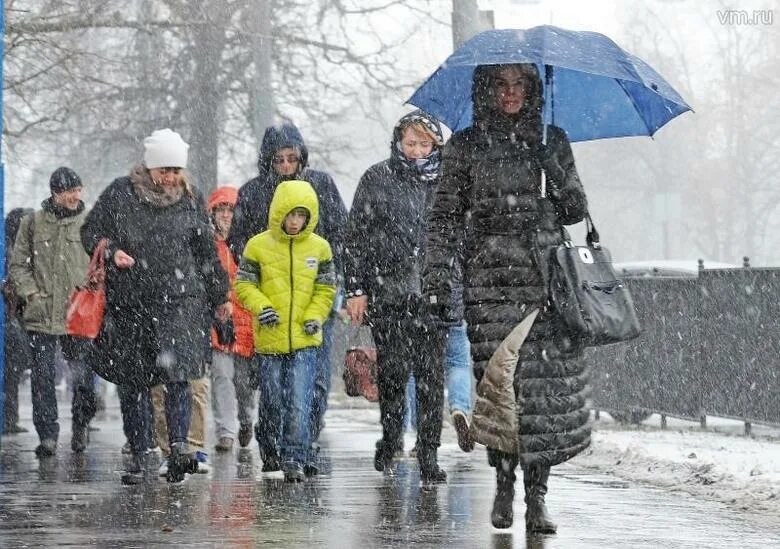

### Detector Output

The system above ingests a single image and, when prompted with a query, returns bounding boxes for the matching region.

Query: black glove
[258,307,280,326]
[426,295,460,328]
[537,143,566,190]
[213,318,236,346]
[303,319,321,335]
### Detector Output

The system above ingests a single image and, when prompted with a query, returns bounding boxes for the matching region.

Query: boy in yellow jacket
[235,179,335,482]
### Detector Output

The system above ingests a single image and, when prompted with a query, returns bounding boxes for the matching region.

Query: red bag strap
[85,239,108,286]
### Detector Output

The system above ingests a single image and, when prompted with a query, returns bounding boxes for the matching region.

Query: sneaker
[35,439,57,458]
[451,410,474,452]
[121,454,145,485]
[215,437,234,453]
[194,451,210,474]
[283,464,305,483]
[261,455,281,473]
[238,423,253,448]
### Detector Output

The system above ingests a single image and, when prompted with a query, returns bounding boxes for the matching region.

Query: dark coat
[343,113,463,319]
[227,123,348,277]
[80,172,229,387]
[423,65,591,467]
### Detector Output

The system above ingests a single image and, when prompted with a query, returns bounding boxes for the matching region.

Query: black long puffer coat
[423,64,591,467]
[81,169,229,388]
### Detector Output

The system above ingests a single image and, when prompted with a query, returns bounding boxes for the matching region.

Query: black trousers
[370,302,446,453]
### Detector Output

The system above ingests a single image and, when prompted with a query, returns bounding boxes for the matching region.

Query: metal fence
[589,269,780,426]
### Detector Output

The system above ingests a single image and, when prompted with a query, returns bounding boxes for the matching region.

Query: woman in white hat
[81,129,231,484]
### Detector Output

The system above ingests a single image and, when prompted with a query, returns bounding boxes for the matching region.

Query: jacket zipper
[288,239,294,353]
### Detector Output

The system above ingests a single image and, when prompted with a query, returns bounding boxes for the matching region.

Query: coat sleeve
[234,242,273,315]
[423,138,471,307]
[342,168,381,297]
[546,127,588,225]
[303,240,337,323]
[190,193,230,309]
[8,213,38,299]
[315,173,348,282]
[81,180,123,261]
[227,178,262,263]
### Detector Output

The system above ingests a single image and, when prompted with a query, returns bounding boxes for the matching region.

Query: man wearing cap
[9,167,96,457]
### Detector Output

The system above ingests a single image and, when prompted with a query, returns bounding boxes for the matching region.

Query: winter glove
[258,307,280,326]
[537,143,566,192]
[426,294,460,329]
[303,319,321,336]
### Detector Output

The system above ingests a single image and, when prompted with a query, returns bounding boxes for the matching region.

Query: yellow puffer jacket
[235,180,336,355]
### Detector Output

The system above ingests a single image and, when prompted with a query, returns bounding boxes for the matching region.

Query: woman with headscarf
[344,110,460,484]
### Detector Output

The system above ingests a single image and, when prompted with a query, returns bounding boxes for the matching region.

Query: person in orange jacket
[208,186,257,451]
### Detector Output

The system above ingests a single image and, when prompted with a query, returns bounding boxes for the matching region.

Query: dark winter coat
[423,64,591,467]
[343,112,463,320]
[227,123,348,278]
[80,169,229,387]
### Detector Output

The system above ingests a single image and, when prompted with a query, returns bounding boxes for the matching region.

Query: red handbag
[65,239,108,339]
[343,346,379,402]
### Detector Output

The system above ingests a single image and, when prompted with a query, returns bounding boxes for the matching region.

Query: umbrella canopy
[407,26,692,141]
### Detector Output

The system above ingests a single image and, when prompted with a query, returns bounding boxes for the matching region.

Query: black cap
[49,167,82,194]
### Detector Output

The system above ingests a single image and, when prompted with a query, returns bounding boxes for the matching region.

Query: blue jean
[309,316,334,444]
[256,348,317,469]
[405,322,472,431]
[119,382,191,454]
[28,332,96,441]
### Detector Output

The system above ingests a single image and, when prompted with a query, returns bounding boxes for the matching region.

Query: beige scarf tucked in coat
[470,309,539,455]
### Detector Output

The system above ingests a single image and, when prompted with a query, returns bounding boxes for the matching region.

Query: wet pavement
[2,389,779,548]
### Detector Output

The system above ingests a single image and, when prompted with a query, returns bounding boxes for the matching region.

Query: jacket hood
[258,123,309,175]
[207,186,238,211]
[390,110,444,155]
[267,179,319,240]
[472,63,544,146]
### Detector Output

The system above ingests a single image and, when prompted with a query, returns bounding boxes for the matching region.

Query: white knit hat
[143,129,189,169]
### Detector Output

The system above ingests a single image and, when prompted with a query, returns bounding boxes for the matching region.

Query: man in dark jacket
[423,64,591,532]
[343,111,454,484]
[228,122,347,473]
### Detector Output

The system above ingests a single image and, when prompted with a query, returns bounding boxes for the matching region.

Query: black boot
[374,439,395,474]
[121,453,145,485]
[417,446,447,485]
[491,454,517,529]
[71,422,89,453]
[167,442,198,483]
[524,464,557,534]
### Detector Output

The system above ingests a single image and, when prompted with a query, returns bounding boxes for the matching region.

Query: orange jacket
[208,186,254,357]
[212,238,255,357]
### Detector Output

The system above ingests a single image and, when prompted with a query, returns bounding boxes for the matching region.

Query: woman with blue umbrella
[423,62,590,533]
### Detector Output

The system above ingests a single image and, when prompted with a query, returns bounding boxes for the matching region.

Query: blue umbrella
[407,26,692,141]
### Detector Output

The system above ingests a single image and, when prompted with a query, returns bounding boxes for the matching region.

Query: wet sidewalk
[2,391,779,548]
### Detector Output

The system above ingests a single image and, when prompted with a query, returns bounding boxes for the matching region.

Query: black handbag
[542,214,641,346]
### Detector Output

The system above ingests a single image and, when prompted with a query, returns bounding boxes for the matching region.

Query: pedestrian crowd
[2,62,591,533]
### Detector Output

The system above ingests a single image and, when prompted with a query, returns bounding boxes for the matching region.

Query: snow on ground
[575,413,780,526]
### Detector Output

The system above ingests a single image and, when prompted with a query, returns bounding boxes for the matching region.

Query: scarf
[392,144,442,182]
[130,165,188,208]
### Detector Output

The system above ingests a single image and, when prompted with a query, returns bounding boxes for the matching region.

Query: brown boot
[524,464,557,534]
